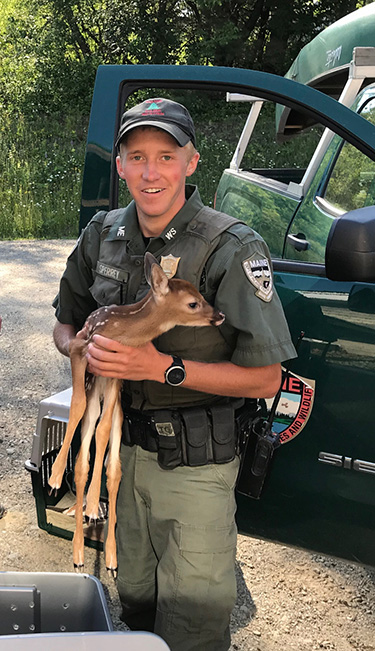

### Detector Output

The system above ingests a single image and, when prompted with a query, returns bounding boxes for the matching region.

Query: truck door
[81,64,375,565]
[266,90,375,565]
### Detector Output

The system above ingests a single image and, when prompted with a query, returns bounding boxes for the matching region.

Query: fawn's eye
[188,302,198,309]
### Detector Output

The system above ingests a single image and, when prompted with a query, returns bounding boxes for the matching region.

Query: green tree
[1,0,369,118]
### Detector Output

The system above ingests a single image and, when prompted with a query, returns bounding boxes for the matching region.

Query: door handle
[287,232,310,251]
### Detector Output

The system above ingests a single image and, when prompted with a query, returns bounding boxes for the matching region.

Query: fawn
[48,252,225,575]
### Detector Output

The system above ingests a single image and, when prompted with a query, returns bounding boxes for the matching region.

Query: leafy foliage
[0,0,371,237]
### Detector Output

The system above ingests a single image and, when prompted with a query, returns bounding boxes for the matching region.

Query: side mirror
[325,206,375,282]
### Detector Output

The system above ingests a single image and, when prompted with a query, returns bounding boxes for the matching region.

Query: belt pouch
[121,416,134,447]
[153,410,182,470]
[210,404,236,463]
[181,408,209,466]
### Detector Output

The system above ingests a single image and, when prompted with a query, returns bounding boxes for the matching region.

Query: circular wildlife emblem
[265,370,315,444]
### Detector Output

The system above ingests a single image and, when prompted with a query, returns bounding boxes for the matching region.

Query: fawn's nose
[210,311,225,326]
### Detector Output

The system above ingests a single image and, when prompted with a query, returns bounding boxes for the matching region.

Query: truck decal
[266,372,315,444]
[325,45,342,69]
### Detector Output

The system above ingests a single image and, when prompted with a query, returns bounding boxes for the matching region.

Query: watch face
[166,366,186,386]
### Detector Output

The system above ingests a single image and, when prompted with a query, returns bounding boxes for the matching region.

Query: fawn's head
[145,252,225,328]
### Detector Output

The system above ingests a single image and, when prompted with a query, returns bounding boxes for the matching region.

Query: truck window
[323,97,375,212]
[241,102,323,174]
[283,94,375,265]
[214,100,323,258]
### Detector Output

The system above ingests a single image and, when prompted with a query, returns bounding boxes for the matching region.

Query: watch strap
[171,355,184,367]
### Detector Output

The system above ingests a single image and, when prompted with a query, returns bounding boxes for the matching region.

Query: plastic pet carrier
[0,571,170,648]
[0,571,112,635]
[25,388,107,548]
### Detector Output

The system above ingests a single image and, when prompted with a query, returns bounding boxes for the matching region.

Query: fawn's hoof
[85,501,107,524]
[48,473,63,493]
[106,566,118,579]
[85,513,98,525]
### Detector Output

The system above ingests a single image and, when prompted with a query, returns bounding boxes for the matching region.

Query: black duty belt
[121,399,259,470]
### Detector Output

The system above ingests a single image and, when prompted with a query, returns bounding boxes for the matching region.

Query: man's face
[116,128,199,231]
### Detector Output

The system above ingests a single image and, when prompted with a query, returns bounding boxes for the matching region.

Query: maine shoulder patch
[242,252,273,302]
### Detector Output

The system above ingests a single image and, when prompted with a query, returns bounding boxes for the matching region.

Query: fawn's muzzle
[211,311,225,326]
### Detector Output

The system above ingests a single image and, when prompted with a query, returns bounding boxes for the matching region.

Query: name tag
[96,262,129,283]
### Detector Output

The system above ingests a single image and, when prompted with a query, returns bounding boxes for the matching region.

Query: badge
[117,226,125,237]
[160,254,181,278]
[155,422,175,437]
[242,252,273,302]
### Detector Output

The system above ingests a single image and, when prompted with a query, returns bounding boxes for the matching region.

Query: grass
[0,112,87,239]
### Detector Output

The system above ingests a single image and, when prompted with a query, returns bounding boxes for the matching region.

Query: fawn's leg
[72,377,103,570]
[104,386,124,577]
[49,339,87,491]
[85,377,122,521]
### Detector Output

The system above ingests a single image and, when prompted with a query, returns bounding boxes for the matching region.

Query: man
[53,97,296,651]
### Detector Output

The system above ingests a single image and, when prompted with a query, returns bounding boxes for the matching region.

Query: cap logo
[142,99,165,117]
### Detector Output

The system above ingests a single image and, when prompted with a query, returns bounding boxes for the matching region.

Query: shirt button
[135,259,142,266]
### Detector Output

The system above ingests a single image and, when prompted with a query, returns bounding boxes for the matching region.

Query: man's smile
[143,188,164,194]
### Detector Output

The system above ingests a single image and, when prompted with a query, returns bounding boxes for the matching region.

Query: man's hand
[86,335,167,382]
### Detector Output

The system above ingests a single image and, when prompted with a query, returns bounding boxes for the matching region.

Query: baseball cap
[115,98,196,148]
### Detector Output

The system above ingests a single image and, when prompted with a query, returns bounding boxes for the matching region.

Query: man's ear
[144,252,169,297]
[186,151,200,177]
[116,154,126,179]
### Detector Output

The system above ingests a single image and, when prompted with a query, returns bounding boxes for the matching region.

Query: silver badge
[160,254,181,278]
[242,253,273,302]
[155,422,175,437]
[117,226,125,237]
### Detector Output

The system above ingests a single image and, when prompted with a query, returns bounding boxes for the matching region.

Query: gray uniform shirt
[54,185,296,408]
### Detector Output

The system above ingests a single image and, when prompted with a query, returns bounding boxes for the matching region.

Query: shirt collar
[105,202,144,253]
[105,184,204,247]
[153,185,204,246]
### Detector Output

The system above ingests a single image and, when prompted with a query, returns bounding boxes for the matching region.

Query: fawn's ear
[144,252,159,284]
[144,252,169,297]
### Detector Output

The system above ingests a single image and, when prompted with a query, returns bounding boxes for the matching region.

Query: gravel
[0,239,374,650]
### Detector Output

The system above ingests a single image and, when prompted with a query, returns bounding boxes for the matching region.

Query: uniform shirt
[54,185,296,408]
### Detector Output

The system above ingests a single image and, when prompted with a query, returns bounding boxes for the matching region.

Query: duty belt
[121,399,258,470]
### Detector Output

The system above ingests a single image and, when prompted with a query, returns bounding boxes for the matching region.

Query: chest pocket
[90,261,130,306]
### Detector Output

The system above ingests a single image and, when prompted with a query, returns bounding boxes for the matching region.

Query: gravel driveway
[0,239,374,650]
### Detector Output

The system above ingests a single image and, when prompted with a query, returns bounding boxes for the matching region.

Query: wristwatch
[164,355,186,386]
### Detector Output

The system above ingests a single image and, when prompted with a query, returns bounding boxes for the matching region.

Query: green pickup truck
[27,5,375,569]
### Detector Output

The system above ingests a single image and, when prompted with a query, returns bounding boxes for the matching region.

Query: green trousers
[116,444,239,651]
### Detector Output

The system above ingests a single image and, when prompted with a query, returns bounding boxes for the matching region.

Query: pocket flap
[182,408,208,448]
[211,404,235,444]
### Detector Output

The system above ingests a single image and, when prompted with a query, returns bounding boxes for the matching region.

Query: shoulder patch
[242,252,273,302]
